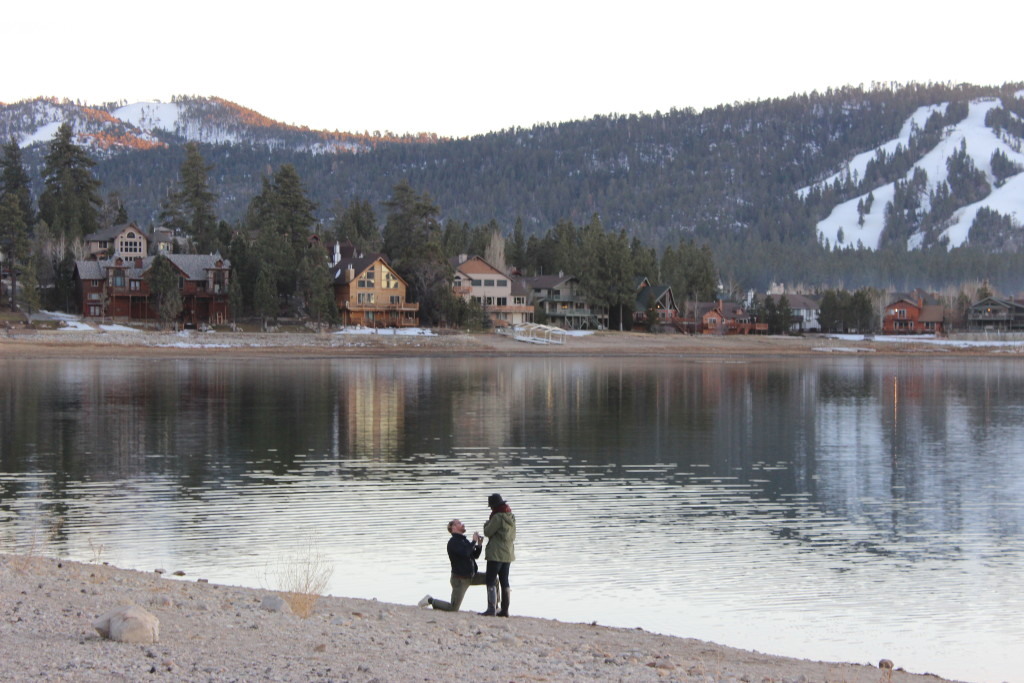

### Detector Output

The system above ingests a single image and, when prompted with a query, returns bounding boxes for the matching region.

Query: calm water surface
[1,355,1022,683]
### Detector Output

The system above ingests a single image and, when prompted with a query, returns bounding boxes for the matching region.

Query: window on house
[390,295,401,304]
[384,271,399,289]
[484,279,495,287]
[130,280,140,291]
[497,280,507,287]
[113,270,125,287]
[358,292,375,304]
[471,279,482,287]
[496,297,507,307]
[359,267,376,288]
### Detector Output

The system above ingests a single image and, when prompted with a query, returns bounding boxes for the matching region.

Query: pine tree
[506,217,526,271]
[1,136,35,227]
[253,262,277,330]
[228,270,244,324]
[161,142,219,252]
[245,164,318,308]
[776,294,792,334]
[18,256,41,314]
[0,193,30,311]
[382,180,451,325]
[332,197,380,253]
[299,244,336,325]
[37,123,103,241]
[147,255,183,328]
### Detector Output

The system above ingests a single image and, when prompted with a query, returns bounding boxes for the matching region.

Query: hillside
[806,94,1024,251]
[3,83,1024,291]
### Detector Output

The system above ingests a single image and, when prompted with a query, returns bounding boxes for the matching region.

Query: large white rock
[92,605,160,644]
[260,594,293,614]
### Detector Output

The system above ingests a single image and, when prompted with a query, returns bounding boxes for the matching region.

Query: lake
[1,355,1022,683]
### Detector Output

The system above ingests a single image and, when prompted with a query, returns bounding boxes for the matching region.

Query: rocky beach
[0,553,965,683]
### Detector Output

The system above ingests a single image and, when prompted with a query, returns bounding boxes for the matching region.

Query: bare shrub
[260,536,334,619]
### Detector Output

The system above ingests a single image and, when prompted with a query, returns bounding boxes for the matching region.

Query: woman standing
[481,493,516,617]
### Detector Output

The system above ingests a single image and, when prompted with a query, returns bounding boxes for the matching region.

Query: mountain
[0,96,437,154]
[3,84,1024,291]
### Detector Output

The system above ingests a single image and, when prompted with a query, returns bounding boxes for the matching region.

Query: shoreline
[2,326,1023,359]
[0,553,965,682]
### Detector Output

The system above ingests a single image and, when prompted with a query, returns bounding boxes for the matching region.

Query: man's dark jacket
[447,533,482,578]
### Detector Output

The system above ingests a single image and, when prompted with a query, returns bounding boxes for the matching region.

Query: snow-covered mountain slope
[0,98,165,151]
[0,96,398,155]
[808,93,1024,251]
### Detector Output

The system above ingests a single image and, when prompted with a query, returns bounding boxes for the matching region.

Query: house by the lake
[451,255,533,327]
[882,296,945,335]
[330,241,419,327]
[74,253,231,326]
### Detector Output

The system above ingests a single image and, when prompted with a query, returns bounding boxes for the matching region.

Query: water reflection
[1,356,1023,683]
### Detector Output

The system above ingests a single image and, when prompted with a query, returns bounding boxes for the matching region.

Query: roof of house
[919,305,945,323]
[83,222,144,242]
[332,253,402,284]
[701,301,745,320]
[451,255,506,277]
[168,254,230,280]
[886,297,924,310]
[971,296,1024,311]
[510,276,530,297]
[524,273,575,290]
[75,253,229,281]
[635,284,674,313]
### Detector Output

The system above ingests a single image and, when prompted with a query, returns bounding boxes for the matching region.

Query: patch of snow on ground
[828,333,1024,348]
[112,102,182,133]
[332,327,436,336]
[56,320,94,331]
[98,324,140,333]
[20,121,63,147]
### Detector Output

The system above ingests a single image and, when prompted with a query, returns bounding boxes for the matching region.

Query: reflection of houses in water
[60,361,150,480]
[450,369,520,448]
[336,365,406,459]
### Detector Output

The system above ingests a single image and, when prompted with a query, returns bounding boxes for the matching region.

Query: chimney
[345,265,355,283]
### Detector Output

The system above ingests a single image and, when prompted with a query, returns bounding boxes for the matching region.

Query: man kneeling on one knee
[419,519,485,611]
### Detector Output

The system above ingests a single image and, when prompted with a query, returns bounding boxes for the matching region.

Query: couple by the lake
[418,493,516,617]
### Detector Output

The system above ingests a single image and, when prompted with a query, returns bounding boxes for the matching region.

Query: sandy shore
[2,325,1021,359]
[0,553,963,683]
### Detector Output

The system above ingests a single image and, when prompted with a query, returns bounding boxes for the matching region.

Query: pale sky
[3,1,1022,138]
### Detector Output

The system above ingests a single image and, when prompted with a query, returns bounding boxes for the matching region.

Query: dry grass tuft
[261,536,334,619]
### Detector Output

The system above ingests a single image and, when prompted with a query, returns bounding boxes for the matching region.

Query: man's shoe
[417,595,432,608]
